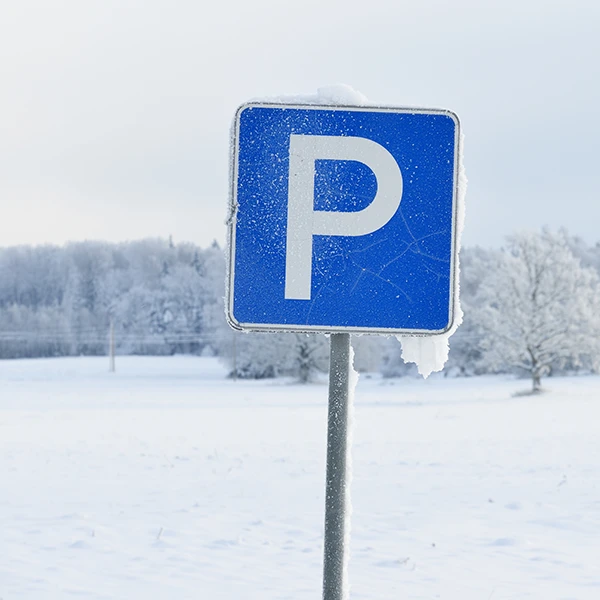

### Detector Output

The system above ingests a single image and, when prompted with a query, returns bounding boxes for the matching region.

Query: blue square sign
[226,103,460,334]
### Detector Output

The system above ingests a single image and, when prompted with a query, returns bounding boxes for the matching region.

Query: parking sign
[227,103,460,334]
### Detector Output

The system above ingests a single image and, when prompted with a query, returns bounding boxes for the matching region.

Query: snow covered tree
[351,335,386,373]
[473,230,600,392]
[564,230,600,275]
[379,336,417,377]
[220,331,329,382]
[284,333,329,383]
[445,246,493,376]
[223,332,288,379]
[199,241,228,356]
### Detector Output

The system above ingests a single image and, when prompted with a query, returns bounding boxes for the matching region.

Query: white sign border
[226,102,461,336]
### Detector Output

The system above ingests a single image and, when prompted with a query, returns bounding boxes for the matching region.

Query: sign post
[323,332,352,600]
[226,102,461,598]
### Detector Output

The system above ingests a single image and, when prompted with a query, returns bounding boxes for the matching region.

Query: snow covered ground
[1,355,600,599]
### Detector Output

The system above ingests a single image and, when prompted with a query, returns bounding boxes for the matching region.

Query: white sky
[1,0,598,249]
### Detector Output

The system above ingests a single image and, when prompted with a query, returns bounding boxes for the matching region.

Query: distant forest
[1,232,599,386]
[0,238,225,359]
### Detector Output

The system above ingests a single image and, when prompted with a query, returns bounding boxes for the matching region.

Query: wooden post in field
[109,317,116,373]
[232,331,237,381]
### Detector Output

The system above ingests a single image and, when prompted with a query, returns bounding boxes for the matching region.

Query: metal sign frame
[226,102,461,336]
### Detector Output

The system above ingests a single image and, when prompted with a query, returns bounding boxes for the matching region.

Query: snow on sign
[226,103,461,334]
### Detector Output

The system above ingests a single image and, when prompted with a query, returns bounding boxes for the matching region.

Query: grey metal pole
[323,332,352,600]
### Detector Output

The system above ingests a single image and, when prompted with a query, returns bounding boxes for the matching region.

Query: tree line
[0,238,225,358]
[0,230,599,389]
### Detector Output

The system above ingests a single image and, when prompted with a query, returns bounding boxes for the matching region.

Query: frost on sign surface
[228,102,460,337]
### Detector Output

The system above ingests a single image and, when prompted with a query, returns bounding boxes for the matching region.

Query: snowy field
[1,356,600,600]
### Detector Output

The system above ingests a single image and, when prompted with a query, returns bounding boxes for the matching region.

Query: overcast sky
[1,0,598,250]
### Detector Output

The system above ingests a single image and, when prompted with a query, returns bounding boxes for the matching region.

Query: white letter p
[285,135,403,300]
